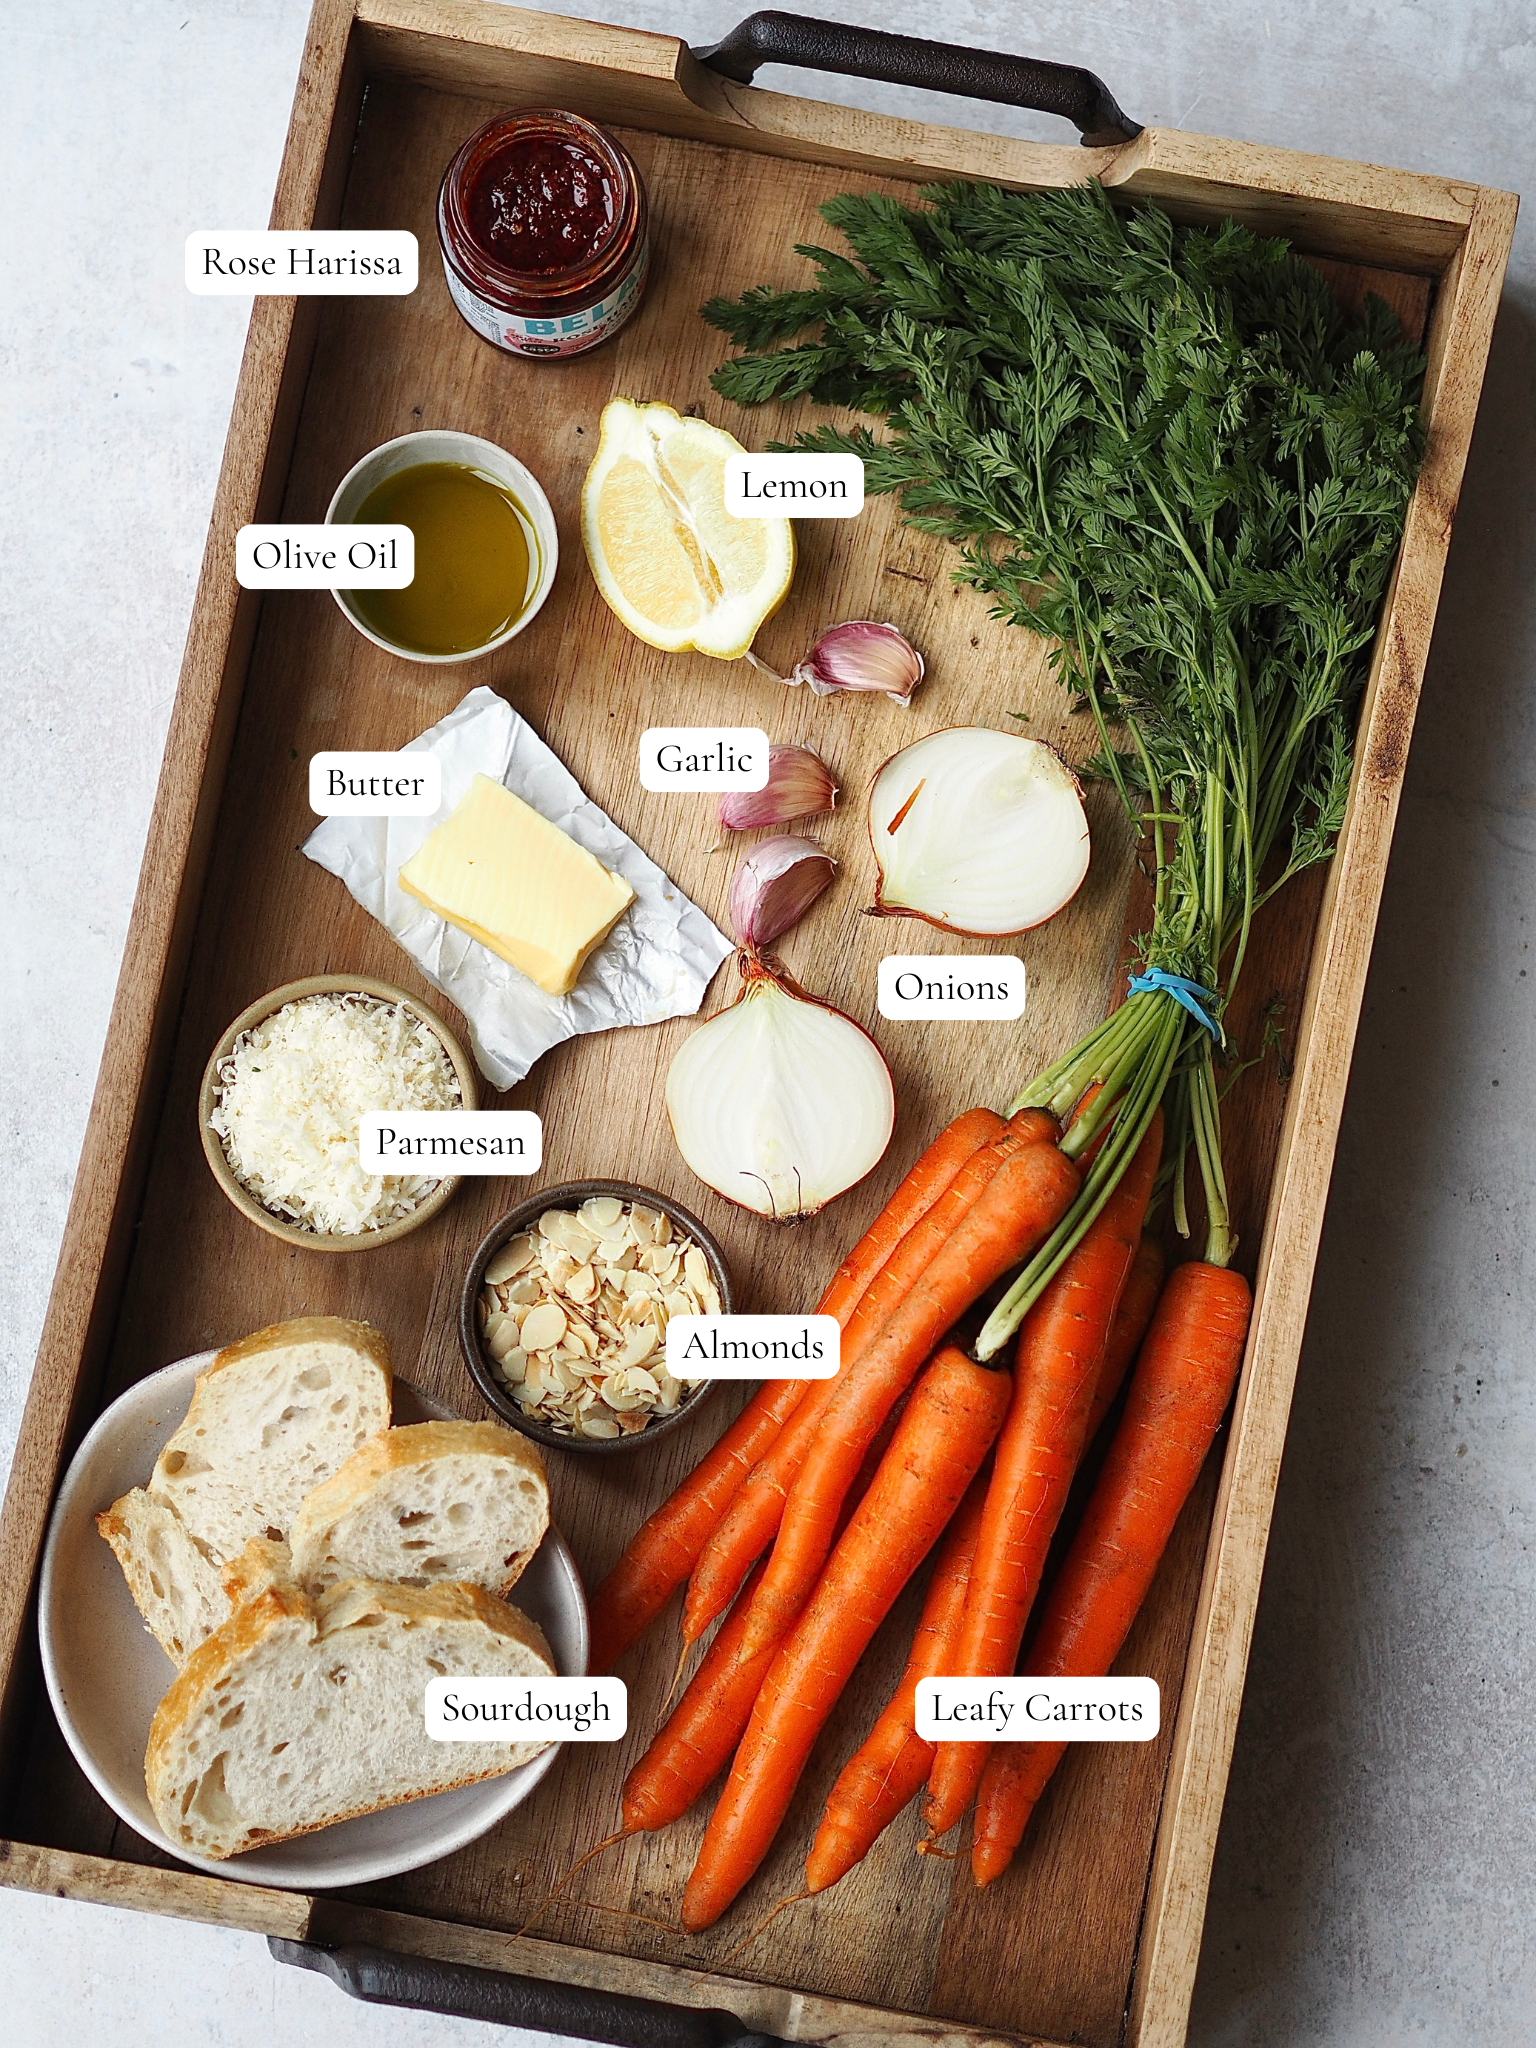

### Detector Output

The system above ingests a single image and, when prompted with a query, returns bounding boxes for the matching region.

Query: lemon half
[581,400,795,660]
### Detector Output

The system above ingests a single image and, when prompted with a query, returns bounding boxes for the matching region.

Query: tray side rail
[1127,180,1518,2048]
[0,7,1517,2048]
[0,0,366,1803]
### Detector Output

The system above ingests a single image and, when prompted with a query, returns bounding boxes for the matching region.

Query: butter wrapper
[303,686,732,1090]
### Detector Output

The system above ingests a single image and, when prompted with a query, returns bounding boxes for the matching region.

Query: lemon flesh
[581,400,795,659]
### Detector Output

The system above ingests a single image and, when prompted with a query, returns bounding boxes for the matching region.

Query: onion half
[665,955,895,1221]
[867,726,1090,936]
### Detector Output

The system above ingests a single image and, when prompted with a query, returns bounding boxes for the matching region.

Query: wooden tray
[0,7,1514,2047]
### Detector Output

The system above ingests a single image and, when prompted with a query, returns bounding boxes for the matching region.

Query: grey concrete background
[3,1,1532,2042]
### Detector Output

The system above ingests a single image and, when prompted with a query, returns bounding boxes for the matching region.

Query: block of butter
[398,773,636,996]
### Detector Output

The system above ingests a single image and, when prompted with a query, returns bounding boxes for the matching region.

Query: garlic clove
[791,621,925,705]
[727,835,837,948]
[718,744,838,830]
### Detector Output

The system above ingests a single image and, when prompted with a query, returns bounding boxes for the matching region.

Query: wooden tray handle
[691,10,1141,146]
[269,1939,803,2047]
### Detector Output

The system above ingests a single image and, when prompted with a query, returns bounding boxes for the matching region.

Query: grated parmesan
[209,993,463,1235]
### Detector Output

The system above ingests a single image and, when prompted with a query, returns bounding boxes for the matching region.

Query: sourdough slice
[289,1421,549,1597]
[148,1318,392,1563]
[220,1536,293,1607]
[146,1579,555,1859]
[95,1489,230,1667]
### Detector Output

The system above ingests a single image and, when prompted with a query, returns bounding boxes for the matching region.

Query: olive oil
[348,462,533,655]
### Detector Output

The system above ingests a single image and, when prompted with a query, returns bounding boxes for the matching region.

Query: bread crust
[202,1315,394,1397]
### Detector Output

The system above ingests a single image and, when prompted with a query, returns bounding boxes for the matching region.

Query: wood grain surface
[0,7,1514,2048]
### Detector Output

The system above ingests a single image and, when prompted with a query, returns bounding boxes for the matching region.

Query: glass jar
[437,108,650,360]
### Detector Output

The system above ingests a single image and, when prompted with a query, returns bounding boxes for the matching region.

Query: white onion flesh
[665,960,895,1221]
[868,726,1091,936]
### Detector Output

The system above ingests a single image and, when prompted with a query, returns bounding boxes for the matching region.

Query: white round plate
[39,1351,587,1889]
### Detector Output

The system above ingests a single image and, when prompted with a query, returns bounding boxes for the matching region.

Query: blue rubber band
[1128,968,1223,1042]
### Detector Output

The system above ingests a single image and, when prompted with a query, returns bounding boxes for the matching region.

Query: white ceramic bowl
[39,1353,586,1889]
[326,428,559,664]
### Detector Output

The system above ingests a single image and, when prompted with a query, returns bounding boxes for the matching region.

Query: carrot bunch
[577,1091,1253,1931]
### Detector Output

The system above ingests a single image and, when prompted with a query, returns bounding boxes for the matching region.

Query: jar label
[443,240,649,357]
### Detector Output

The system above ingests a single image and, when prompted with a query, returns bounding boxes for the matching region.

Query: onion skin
[866,725,1091,937]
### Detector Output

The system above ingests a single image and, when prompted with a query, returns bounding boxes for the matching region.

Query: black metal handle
[691,10,1140,147]
[270,1939,801,2048]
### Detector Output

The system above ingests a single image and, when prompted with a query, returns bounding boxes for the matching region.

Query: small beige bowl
[325,428,558,664]
[199,973,479,1253]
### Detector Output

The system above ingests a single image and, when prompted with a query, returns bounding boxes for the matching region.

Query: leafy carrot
[1085,1231,1165,1446]
[737,1133,1079,1659]
[923,1110,1163,1837]
[805,1467,988,1895]
[620,1560,777,1837]
[971,1259,1252,1884]
[588,1380,807,1672]
[818,1106,1006,1325]
[681,1346,1011,1930]
[685,1113,1053,1643]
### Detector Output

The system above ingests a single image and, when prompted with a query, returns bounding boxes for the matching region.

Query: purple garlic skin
[791,621,925,705]
[728,836,837,948]
[718,744,838,831]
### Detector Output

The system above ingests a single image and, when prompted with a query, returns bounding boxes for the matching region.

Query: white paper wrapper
[303,686,732,1090]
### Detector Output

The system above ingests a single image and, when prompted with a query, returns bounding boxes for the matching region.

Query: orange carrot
[806,1467,988,1895]
[626,1398,900,1831]
[923,1110,1163,1837]
[738,1134,1080,1660]
[681,1346,1011,1930]
[838,1112,1058,1363]
[684,1113,1054,1643]
[818,1106,1006,1326]
[620,1560,778,1836]
[588,1379,808,1672]
[1085,1231,1166,1446]
[682,1379,841,1644]
[971,1260,1252,1884]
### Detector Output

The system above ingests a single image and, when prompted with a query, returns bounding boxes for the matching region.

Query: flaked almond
[519,1301,568,1353]
[485,1235,535,1284]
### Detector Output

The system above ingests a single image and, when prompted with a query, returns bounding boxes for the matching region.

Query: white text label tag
[309,752,442,817]
[666,1314,840,1380]
[878,956,1028,1021]
[358,1112,543,1176]
[639,728,771,793]
[723,453,864,519]
[914,1677,1160,1742]
[238,524,414,589]
[425,1677,626,1741]
[187,231,418,295]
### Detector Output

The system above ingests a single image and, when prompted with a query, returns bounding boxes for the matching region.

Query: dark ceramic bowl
[460,1180,734,1456]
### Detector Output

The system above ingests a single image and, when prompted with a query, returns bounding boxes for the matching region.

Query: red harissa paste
[438,109,650,360]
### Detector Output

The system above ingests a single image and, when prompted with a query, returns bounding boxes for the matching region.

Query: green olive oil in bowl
[347,462,533,656]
